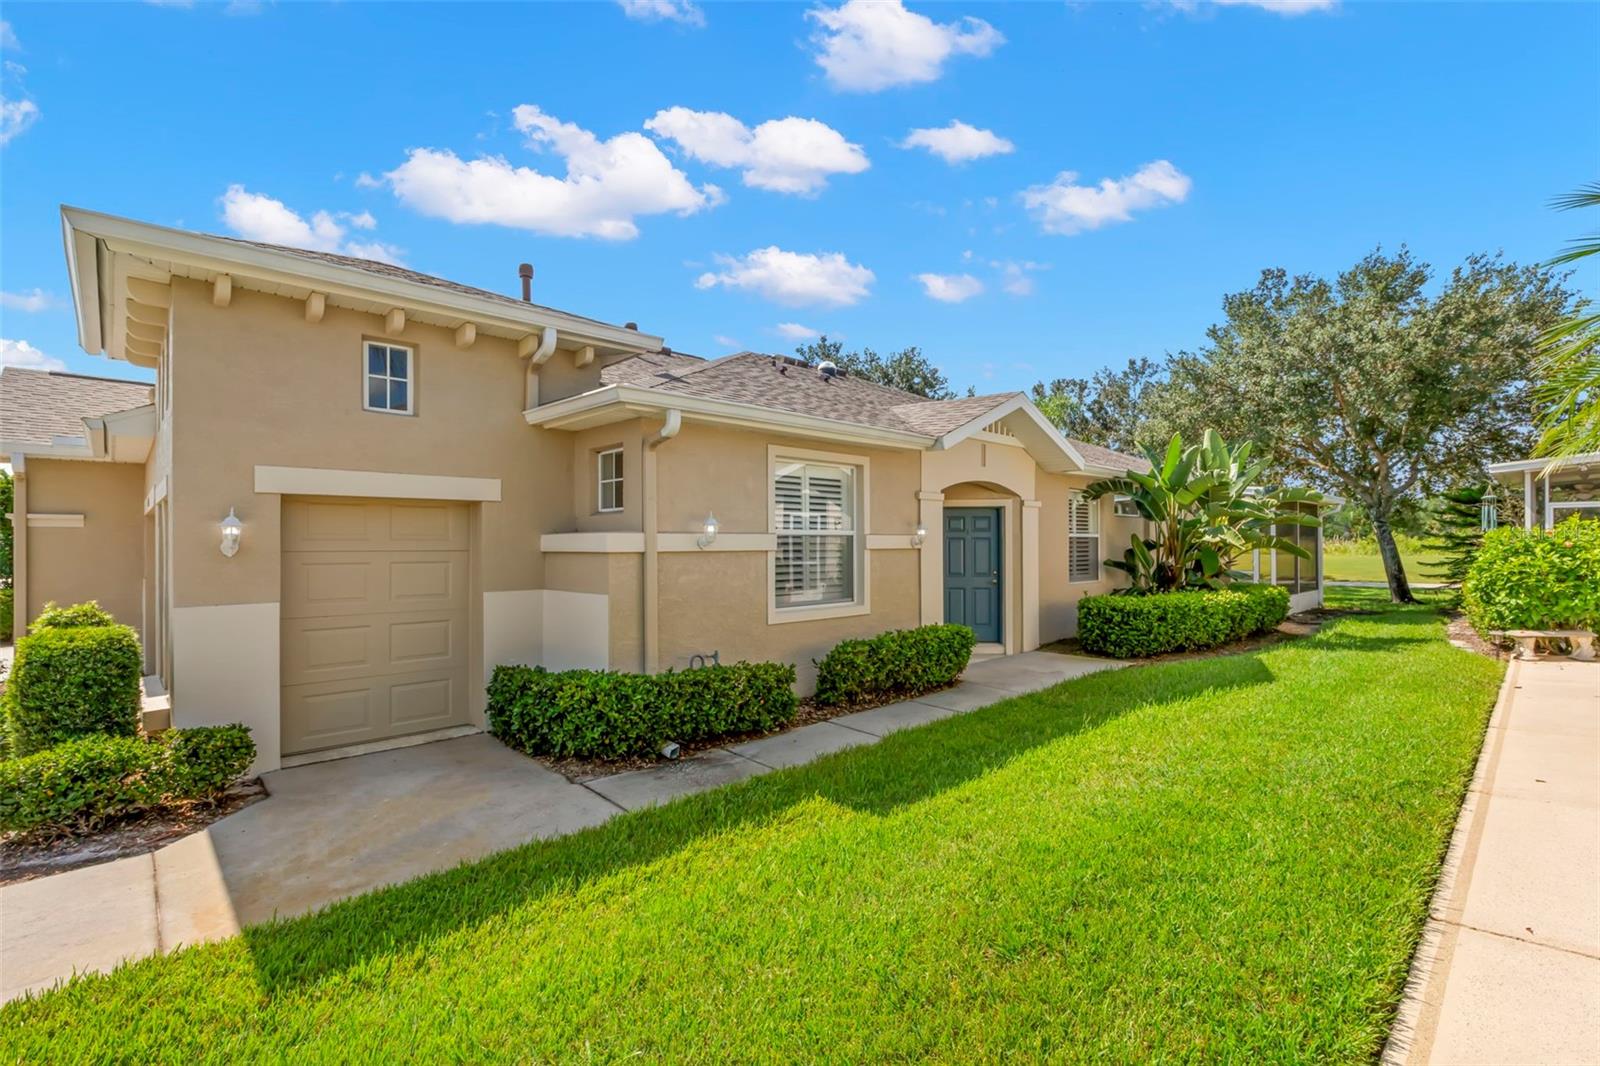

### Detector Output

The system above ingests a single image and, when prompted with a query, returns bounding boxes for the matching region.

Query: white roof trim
[1486,452,1600,475]
[933,394,1090,474]
[525,384,937,450]
[61,205,663,358]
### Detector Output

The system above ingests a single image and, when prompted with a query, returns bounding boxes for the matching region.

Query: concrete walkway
[0,649,1119,1004]
[1384,656,1600,1065]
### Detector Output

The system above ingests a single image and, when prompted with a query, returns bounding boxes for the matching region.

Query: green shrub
[1,586,12,642]
[1078,584,1290,659]
[813,623,977,707]
[32,599,118,630]
[1462,517,1600,635]
[158,725,257,797]
[3,621,142,756]
[0,725,255,837]
[488,661,798,761]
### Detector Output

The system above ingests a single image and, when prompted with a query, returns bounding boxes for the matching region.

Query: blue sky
[1,0,1596,392]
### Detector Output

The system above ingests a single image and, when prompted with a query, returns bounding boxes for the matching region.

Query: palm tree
[1533,182,1599,460]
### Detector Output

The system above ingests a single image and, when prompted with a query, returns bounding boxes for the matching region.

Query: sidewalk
[1384,656,1600,1065]
[0,649,1121,1004]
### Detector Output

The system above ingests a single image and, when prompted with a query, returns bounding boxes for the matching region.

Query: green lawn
[1322,540,1446,583]
[1,605,1502,1062]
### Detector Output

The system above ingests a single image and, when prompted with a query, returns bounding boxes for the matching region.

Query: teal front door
[944,508,1002,643]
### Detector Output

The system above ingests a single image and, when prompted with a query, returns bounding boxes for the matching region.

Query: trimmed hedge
[1463,517,1600,636]
[1079,584,1290,659]
[813,623,977,707]
[3,619,143,756]
[0,725,255,837]
[33,599,118,630]
[1,586,12,642]
[488,661,798,761]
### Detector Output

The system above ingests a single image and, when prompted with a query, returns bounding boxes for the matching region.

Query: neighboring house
[4,206,1324,773]
[1485,452,1600,529]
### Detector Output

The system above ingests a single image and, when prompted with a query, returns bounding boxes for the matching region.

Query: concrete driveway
[1,649,1122,1004]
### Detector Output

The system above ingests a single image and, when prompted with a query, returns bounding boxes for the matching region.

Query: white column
[1021,499,1041,651]
[1524,469,1536,529]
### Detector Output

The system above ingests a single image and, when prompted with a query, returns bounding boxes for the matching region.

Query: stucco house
[1484,452,1600,528]
[1,206,1323,773]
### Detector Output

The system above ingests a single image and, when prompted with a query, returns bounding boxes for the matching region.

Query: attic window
[364,341,413,415]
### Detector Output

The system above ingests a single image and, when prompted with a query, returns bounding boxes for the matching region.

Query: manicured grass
[1322,538,1446,583]
[1,606,1502,1062]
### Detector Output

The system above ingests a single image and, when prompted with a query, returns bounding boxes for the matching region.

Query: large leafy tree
[1148,248,1573,603]
[1030,357,1161,452]
[1533,182,1599,460]
[1083,430,1320,593]
[793,336,954,399]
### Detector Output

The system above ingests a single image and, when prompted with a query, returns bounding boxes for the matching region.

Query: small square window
[363,341,414,414]
[597,448,624,512]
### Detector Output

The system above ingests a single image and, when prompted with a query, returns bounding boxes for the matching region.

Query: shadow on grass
[239,653,1280,994]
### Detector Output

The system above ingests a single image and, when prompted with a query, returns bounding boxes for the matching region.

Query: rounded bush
[3,621,142,756]
[158,725,257,797]
[32,599,118,630]
[813,623,977,707]
[1462,517,1600,635]
[488,661,798,761]
[1078,584,1290,659]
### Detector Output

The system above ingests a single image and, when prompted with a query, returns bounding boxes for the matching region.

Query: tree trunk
[1372,508,1415,604]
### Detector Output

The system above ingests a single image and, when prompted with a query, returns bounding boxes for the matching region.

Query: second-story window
[365,341,413,414]
[597,447,624,512]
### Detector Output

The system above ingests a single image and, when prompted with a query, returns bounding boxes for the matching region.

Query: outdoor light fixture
[697,511,719,548]
[912,524,928,548]
[220,508,243,557]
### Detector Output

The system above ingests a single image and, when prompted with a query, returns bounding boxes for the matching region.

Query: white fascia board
[61,206,662,353]
[525,384,936,451]
[83,404,157,463]
[1486,452,1600,475]
[0,440,97,462]
[933,394,1088,473]
[62,212,104,356]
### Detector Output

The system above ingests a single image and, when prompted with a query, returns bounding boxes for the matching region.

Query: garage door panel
[281,496,471,756]
[283,552,466,619]
[284,498,468,552]
[282,670,465,753]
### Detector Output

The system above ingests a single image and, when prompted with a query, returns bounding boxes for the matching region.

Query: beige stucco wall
[166,278,577,609]
[20,458,145,637]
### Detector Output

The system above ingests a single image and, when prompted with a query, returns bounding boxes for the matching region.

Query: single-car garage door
[280,497,471,756]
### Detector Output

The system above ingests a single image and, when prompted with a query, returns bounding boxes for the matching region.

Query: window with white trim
[364,341,413,414]
[773,460,857,609]
[1068,491,1100,583]
[1112,495,1141,519]
[597,448,623,512]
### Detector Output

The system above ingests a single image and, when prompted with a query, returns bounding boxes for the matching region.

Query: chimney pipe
[518,263,533,303]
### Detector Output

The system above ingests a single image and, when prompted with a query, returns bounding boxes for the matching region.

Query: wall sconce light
[220,508,243,557]
[912,524,927,548]
[697,511,719,549]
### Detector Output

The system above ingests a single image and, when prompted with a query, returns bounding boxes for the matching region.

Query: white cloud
[696,247,874,307]
[775,322,821,340]
[712,334,740,348]
[807,0,1003,92]
[385,105,721,240]
[916,272,984,303]
[645,107,868,195]
[900,120,1013,164]
[991,259,1047,296]
[1021,160,1192,235]
[618,0,705,26]
[219,185,404,263]
[354,171,382,189]
[0,338,66,372]
[0,288,56,312]
[1205,0,1336,14]
[0,95,37,145]
[0,21,20,50]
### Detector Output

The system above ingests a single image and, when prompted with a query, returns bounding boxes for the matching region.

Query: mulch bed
[0,779,269,885]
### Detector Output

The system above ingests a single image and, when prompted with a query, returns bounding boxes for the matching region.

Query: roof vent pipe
[624,321,639,331]
[518,263,533,302]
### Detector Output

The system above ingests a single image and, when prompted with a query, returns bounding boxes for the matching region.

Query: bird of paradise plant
[1083,430,1323,593]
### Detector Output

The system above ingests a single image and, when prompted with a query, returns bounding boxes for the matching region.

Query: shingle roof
[1068,438,1151,473]
[0,367,154,450]
[607,351,1019,437]
[212,234,633,333]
